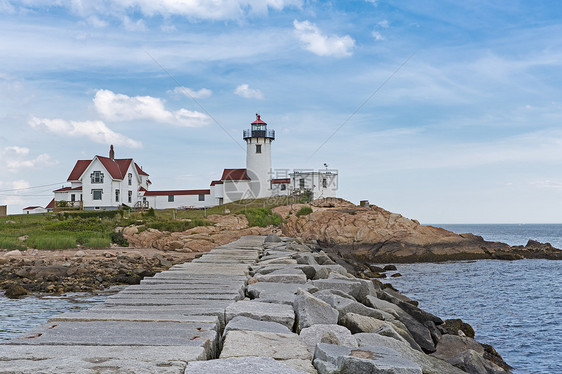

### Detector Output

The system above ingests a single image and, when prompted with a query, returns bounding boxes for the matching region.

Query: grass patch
[245,208,282,227]
[0,237,26,251]
[145,218,213,232]
[83,237,111,248]
[296,206,313,217]
[26,234,77,250]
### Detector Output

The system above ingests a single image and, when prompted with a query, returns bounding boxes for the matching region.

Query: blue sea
[387,224,562,374]
[0,224,560,374]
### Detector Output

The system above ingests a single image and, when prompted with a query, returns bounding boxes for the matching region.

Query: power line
[0,182,67,193]
[309,51,416,159]
[145,50,245,152]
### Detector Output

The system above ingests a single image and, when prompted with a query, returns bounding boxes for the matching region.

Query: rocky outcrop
[278,199,562,263]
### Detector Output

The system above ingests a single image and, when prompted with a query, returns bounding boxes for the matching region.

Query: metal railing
[243,129,275,140]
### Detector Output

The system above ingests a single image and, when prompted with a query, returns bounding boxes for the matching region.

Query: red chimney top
[109,145,115,160]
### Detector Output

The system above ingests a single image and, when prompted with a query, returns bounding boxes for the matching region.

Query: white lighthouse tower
[243,114,275,198]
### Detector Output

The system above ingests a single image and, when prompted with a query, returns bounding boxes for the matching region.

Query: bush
[245,208,282,227]
[296,206,313,217]
[64,210,119,219]
[146,208,155,217]
[110,231,128,247]
[83,237,111,248]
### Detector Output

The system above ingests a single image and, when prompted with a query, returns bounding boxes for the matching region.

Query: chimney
[109,145,115,160]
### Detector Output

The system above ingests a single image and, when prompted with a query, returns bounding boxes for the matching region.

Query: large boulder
[299,324,358,354]
[293,290,339,333]
[355,333,466,374]
[313,343,422,374]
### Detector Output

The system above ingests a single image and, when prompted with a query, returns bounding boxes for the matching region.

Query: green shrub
[146,208,155,217]
[296,206,313,217]
[64,210,119,219]
[245,208,282,227]
[110,231,128,247]
[83,237,111,248]
[27,234,77,250]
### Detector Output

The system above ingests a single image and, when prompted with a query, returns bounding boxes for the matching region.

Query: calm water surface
[387,224,562,374]
[0,288,120,340]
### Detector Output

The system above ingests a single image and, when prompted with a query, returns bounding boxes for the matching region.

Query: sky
[1,0,562,223]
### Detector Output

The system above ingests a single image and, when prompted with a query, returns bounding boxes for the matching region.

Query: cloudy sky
[1,0,562,223]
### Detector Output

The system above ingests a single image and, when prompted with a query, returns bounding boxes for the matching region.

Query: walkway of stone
[1,234,449,374]
[0,236,265,373]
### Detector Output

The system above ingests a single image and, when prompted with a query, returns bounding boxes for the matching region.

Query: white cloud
[234,84,264,99]
[93,89,211,127]
[378,19,390,28]
[28,116,143,148]
[372,31,385,41]
[123,16,147,31]
[293,20,354,57]
[170,86,212,99]
[0,0,15,13]
[0,146,56,172]
[87,15,108,28]
[17,0,301,21]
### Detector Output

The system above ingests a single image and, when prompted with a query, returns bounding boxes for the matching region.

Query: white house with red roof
[51,115,337,211]
[22,206,47,214]
[53,145,152,210]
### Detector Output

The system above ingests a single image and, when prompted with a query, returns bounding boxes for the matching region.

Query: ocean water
[386,224,562,374]
[0,289,120,341]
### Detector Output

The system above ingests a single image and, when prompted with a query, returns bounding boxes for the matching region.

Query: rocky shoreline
[1,235,512,373]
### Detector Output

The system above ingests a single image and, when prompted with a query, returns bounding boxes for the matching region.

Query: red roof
[272,178,290,184]
[143,189,210,196]
[210,180,224,186]
[139,186,148,192]
[23,206,42,210]
[67,160,91,181]
[135,163,149,176]
[53,186,82,192]
[221,168,250,181]
[67,156,147,182]
[252,114,267,125]
[46,199,55,209]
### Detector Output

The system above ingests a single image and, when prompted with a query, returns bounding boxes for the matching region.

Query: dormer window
[128,173,132,186]
[91,171,104,184]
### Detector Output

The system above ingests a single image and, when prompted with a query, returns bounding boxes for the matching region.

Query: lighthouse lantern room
[243,114,275,198]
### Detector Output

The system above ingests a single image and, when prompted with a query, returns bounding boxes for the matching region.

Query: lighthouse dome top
[251,114,267,125]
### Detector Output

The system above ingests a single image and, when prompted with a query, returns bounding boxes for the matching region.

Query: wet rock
[442,318,475,338]
[4,283,29,298]
[391,273,402,278]
[384,265,397,271]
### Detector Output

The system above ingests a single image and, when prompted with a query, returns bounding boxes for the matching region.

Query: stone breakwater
[0,235,511,374]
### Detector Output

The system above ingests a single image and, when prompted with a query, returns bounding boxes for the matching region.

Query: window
[70,194,75,202]
[128,191,132,203]
[280,184,286,191]
[92,189,102,200]
[128,173,132,186]
[115,190,120,202]
[256,144,262,154]
[91,171,104,184]
[299,179,305,189]
[198,194,205,201]
[168,195,174,202]
[322,178,327,188]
